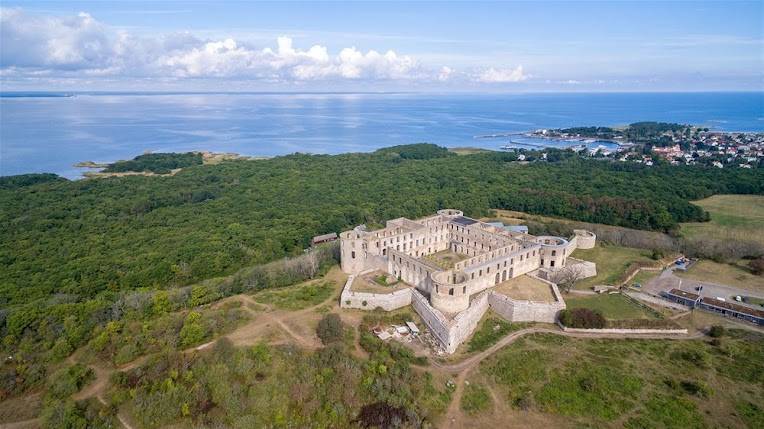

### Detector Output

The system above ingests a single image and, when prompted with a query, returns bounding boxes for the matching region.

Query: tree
[179,311,206,347]
[316,313,344,345]
[550,263,587,293]
[559,308,606,329]
[750,257,764,276]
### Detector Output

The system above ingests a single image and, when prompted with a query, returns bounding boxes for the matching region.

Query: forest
[1,144,763,408]
[102,152,203,174]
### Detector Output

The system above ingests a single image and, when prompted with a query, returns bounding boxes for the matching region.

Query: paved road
[644,267,764,309]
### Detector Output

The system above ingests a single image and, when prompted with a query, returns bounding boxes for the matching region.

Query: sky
[0,1,762,92]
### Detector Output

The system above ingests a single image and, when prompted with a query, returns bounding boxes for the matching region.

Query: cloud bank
[0,8,526,87]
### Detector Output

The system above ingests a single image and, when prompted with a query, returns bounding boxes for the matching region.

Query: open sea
[1,92,762,178]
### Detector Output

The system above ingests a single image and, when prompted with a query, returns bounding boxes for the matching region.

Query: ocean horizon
[2,91,762,178]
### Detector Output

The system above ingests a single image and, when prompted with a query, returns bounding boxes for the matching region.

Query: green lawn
[630,269,660,287]
[564,293,657,320]
[461,383,492,415]
[571,244,657,289]
[479,330,764,428]
[253,281,336,310]
[681,194,764,246]
[467,315,515,353]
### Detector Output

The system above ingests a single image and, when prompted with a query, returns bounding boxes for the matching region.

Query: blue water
[1,92,762,178]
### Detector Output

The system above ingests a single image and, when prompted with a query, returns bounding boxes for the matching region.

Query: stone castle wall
[488,275,565,324]
[411,289,452,349]
[339,275,412,311]
[447,291,490,353]
[411,289,489,354]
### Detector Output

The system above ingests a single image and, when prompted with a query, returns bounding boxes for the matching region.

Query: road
[644,266,764,309]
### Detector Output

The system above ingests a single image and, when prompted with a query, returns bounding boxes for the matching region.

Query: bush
[559,308,606,329]
[750,257,764,276]
[316,313,345,345]
[46,364,94,399]
[461,383,491,415]
[709,325,725,338]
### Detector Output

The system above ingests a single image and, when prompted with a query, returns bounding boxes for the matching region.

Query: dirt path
[437,327,704,427]
[57,276,345,429]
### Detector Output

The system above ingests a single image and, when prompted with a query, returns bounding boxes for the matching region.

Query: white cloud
[475,66,528,83]
[438,66,453,82]
[0,7,527,87]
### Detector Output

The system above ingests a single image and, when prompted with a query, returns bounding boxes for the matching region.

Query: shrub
[46,364,94,399]
[749,257,764,276]
[179,311,206,347]
[559,308,606,329]
[709,325,725,338]
[680,380,711,398]
[316,313,345,345]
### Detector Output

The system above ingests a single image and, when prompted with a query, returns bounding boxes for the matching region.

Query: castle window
[550,260,555,267]
[449,288,454,296]
[471,273,475,279]
[351,251,356,259]
[541,258,545,265]
[463,286,466,294]
[383,249,387,256]
[551,250,556,256]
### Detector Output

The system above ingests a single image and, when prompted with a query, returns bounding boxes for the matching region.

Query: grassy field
[477,330,764,428]
[630,269,660,287]
[677,259,764,292]
[571,244,657,289]
[564,293,657,320]
[681,195,764,246]
[467,315,515,353]
[253,280,337,310]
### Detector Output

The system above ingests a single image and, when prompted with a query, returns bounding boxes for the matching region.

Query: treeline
[103,152,203,174]
[1,145,764,392]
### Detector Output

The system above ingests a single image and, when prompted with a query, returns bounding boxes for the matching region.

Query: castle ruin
[339,209,597,353]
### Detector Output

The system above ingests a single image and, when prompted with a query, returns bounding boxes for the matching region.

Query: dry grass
[494,275,555,302]
[350,271,409,294]
[681,195,764,246]
[424,250,469,270]
[676,259,764,293]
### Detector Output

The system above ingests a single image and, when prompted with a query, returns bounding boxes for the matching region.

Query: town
[527,122,764,169]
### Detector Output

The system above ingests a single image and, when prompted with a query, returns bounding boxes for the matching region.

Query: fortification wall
[488,275,565,324]
[339,275,412,311]
[411,289,452,349]
[488,292,516,321]
[572,229,596,249]
[565,258,598,278]
[412,289,490,354]
[447,292,490,353]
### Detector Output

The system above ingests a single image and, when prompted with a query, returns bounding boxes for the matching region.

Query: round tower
[430,271,470,313]
[536,236,569,270]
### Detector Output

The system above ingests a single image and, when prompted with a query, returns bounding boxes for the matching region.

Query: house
[698,297,764,326]
[663,288,700,308]
[312,232,338,246]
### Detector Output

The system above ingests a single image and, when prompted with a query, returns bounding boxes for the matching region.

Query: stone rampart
[447,291,490,353]
[557,323,688,335]
[340,275,412,311]
[411,289,452,349]
[488,275,565,324]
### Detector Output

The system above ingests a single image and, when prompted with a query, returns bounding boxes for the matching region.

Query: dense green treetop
[1,145,762,307]
[102,152,203,174]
